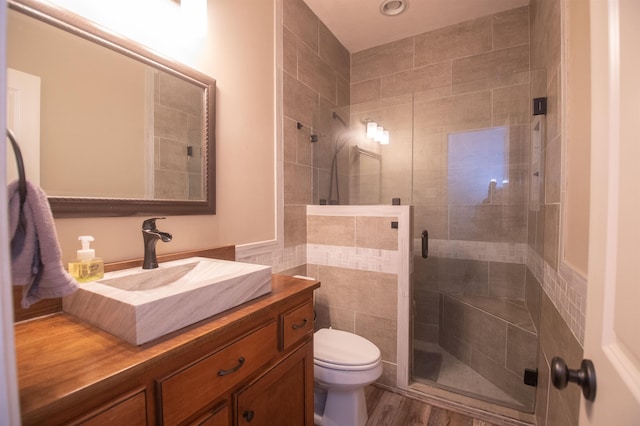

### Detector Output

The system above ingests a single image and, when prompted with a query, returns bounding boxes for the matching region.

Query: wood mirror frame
[8,0,216,217]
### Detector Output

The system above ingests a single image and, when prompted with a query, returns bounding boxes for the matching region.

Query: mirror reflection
[6,0,215,216]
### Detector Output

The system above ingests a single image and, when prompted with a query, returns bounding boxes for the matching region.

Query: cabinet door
[236,340,314,426]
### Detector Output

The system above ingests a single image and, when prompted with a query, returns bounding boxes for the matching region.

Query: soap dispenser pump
[68,235,104,283]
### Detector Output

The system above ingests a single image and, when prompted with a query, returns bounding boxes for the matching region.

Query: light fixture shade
[366,122,378,138]
[375,126,384,142]
[380,130,390,145]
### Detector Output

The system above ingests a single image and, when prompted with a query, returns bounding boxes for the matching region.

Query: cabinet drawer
[281,301,314,351]
[159,321,278,426]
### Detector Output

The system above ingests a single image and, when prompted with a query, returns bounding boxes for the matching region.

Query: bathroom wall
[44,0,277,263]
[281,0,350,266]
[528,0,588,425]
[153,71,204,201]
[306,205,412,389]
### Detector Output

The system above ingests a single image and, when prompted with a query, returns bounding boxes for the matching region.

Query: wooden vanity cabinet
[15,270,319,426]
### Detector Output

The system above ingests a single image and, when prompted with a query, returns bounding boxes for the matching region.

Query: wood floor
[365,386,498,426]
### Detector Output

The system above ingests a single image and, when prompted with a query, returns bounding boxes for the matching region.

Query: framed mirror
[6,0,216,217]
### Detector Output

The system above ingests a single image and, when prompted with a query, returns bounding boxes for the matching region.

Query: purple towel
[8,180,78,308]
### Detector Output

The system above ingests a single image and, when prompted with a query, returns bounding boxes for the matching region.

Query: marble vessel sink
[62,257,272,345]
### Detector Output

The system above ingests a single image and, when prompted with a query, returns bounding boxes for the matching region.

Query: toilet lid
[314,328,381,367]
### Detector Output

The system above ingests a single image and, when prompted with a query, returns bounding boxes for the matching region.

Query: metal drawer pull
[217,356,245,376]
[243,410,255,422]
[292,318,308,330]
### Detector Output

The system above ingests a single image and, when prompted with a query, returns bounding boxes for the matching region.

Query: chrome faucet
[142,217,172,269]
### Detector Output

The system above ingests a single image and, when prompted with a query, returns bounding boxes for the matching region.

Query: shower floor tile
[414,340,524,409]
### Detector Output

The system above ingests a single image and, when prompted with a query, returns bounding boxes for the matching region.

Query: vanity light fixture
[380,0,409,17]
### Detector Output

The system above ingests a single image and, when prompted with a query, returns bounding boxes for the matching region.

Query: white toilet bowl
[313,328,383,426]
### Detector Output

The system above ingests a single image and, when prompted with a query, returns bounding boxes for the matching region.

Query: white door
[581,0,640,424]
[6,67,41,185]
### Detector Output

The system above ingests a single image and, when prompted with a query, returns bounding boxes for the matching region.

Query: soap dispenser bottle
[68,236,104,283]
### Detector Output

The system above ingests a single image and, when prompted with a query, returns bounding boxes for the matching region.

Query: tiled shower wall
[242,1,586,424]
[153,71,204,200]
[528,0,585,425]
[281,0,350,259]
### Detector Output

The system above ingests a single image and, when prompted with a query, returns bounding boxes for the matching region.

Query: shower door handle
[551,357,597,401]
[421,230,429,258]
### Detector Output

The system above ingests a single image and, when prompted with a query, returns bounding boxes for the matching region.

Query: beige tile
[380,61,452,98]
[530,67,547,100]
[539,292,582,426]
[488,262,526,299]
[506,324,537,375]
[336,74,350,107]
[543,203,559,270]
[450,204,528,243]
[318,21,350,81]
[452,45,530,94]
[314,303,355,332]
[154,104,188,142]
[284,205,307,247]
[283,72,318,127]
[469,347,535,409]
[414,16,492,67]
[352,37,414,83]
[412,204,449,240]
[378,361,398,388]
[307,215,355,246]
[414,91,493,133]
[283,27,297,77]
[530,0,561,72]
[283,0,318,52]
[545,136,561,204]
[356,312,398,363]
[297,41,337,104]
[524,268,542,332]
[492,6,530,50]
[283,117,298,163]
[493,84,531,126]
[351,79,381,105]
[158,138,187,171]
[315,266,398,320]
[283,161,312,205]
[414,289,440,325]
[158,72,203,116]
[356,216,398,250]
[535,346,550,426]
[154,169,188,199]
[546,70,561,142]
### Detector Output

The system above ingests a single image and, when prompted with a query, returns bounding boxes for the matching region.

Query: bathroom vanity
[14,247,319,425]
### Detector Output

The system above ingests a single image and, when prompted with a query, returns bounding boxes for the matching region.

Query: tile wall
[528,0,585,425]
[281,0,351,255]
[305,206,412,388]
[153,71,204,200]
[240,1,587,424]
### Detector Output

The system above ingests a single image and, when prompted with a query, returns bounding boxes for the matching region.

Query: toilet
[313,328,383,426]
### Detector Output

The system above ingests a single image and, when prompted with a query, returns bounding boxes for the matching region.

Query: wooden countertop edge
[15,272,319,422]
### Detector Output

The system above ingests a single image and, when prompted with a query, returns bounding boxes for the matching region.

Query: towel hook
[6,129,27,210]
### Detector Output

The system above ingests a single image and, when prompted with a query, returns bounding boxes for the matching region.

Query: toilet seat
[314,328,381,371]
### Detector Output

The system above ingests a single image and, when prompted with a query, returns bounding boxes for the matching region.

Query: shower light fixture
[366,122,378,138]
[381,130,390,145]
[364,119,390,145]
[380,0,409,17]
